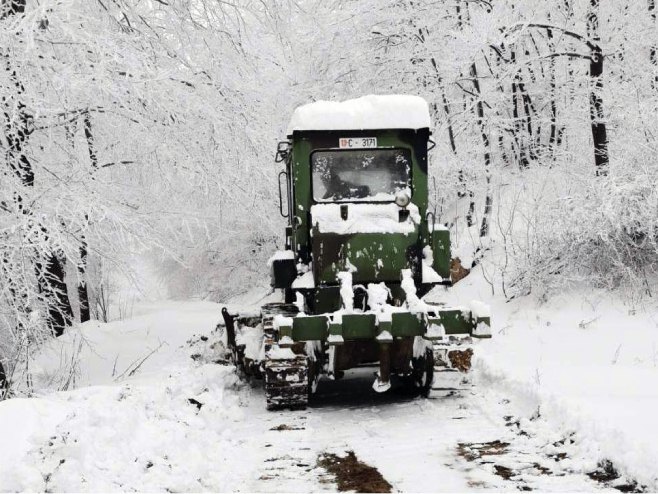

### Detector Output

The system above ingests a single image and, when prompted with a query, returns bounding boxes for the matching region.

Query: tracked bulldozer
[222,95,491,410]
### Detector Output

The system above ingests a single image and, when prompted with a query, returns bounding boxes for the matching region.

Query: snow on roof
[286,94,431,134]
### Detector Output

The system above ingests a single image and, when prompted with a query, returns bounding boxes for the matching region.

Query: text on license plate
[339,137,377,149]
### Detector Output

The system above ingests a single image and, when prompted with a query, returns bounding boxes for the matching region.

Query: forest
[1,0,657,397]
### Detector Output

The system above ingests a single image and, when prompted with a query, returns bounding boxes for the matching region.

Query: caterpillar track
[222,303,311,410]
[262,303,310,410]
[264,356,309,410]
[432,336,475,396]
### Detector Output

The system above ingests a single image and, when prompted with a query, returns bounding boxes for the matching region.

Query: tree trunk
[429,56,471,210]
[511,51,529,169]
[651,0,657,89]
[482,51,512,168]
[456,1,476,226]
[469,62,493,238]
[546,22,558,157]
[2,0,73,336]
[83,112,98,168]
[35,254,74,336]
[77,240,90,323]
[0,359,6,398]
[431,58,457,156]
[520,82,537,161]
[587,0,609,176]
[76,111,99,323]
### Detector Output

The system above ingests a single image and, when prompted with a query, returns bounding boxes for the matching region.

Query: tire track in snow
[236,392,333,492]
[241,367,624,492]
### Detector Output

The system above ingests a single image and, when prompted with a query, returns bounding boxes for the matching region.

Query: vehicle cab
[274,95,450,313]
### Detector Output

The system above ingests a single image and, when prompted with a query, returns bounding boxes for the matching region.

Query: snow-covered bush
[487,161,658,301]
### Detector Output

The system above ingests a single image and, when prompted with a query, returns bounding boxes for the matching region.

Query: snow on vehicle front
[310,202,421,285]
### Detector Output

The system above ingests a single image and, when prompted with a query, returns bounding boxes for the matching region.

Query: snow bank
[433,271,658,490]
[310,202,420,234]
[12,300,223,391]
[0,298,257,492]
[0,398,69,490]
[287,94,431,134]
[30,365,244,492]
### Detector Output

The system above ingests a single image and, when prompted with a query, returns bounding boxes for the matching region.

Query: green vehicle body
[272,127,491,344]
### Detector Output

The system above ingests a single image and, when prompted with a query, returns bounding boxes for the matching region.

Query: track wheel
[264,354,309,411]
[412,347,434,397]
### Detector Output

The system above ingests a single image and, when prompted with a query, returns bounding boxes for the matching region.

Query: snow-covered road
[0,293,651,492]
[235,367,621,493]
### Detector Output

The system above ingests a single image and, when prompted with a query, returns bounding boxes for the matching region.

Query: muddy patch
[493,464,516,480]
[270,424,305,431]
[317,451,392,493]
[587,460,645,493]
[448,348,474,372]
[457,440,510,461]
[457,439,546,491]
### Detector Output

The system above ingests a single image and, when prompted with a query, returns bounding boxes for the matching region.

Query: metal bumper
[276,307,491,344]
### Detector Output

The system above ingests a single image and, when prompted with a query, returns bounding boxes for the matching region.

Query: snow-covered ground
[1,276,657,492]
[0,300,250,491]
[454,278,658,490]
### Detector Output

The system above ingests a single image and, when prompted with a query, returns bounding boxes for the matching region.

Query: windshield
[311,148,412,202]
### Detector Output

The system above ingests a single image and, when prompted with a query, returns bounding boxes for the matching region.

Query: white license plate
[339,137,377,149]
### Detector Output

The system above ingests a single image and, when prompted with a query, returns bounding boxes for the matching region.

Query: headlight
[395,190,410,208]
